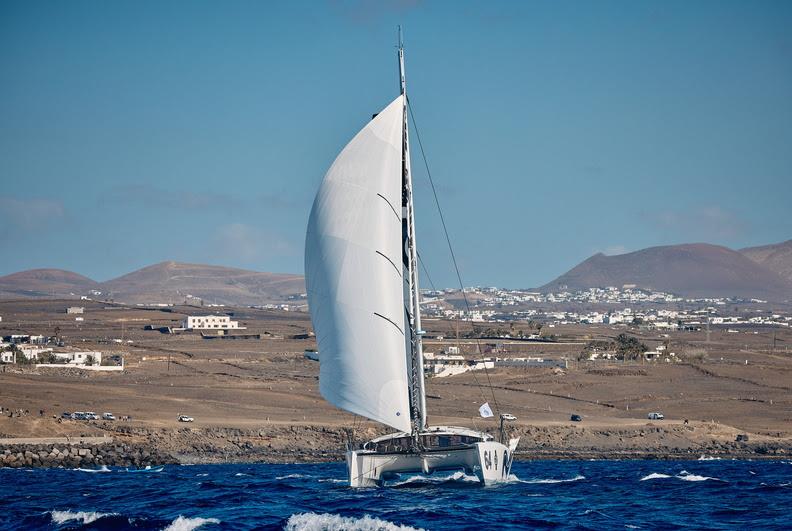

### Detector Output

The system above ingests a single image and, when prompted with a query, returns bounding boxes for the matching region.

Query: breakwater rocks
[0,442,178,468]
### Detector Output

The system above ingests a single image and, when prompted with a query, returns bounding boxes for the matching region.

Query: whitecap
[521,474,585,484]
[640,473,672,481]
[234,473,248,477]
[276,473,311,480]
[196,473,209,477]
[392,471,479,486]
[284,512,422,531]
[162,515,220,531]
[318,478,346,483]
[50,510,116,525]
[697,455,722,461]
[676,471,720,482]
[75,465,111,473]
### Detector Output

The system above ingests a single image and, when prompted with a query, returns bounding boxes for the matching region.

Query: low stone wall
[0,442,177,468]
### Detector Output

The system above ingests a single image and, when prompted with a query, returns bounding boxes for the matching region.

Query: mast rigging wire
[407,97,501,419]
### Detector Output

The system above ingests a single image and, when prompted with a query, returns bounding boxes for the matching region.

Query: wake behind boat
[305,30,518,487]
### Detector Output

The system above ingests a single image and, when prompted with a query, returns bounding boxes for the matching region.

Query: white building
[19,345,52,361]
[1,351,15,363]
[52,351,102,365]
[181,315,240,330]
[66,306,84,314]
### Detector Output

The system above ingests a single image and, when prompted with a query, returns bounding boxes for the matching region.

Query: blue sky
[1,0,790,288]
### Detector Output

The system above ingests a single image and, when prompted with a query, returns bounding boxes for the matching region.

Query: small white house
[181,315,240,330]
[66,306,84,314]
[53,351,103,365]
[1,351,15,364]
[19,345,52,361]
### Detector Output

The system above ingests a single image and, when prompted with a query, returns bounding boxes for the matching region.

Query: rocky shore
[0,441,178,468]
[2,422,789,469]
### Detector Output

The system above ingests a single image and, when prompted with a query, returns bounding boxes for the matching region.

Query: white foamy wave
[74,465,111,473]
[162,515,220,531]
[392,471,479,486]
[697,455,722,461]
[521,474,585,484]
[50,510,116,525]
[640,473,672,481]
[318,478,346,483]
[285,513,423,531]
[276,473,312,480]
[234,473,248,477]
[677,471,719,482]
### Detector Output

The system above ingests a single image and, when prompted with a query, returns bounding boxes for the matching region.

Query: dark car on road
[571,414,583,422]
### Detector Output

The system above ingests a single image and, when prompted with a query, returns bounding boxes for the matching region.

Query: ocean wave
[519,474,585,484]
[640,473,672,481]
[74,465,112,473]
[285,512,423,531]
[697,455,722,461]
[318,478,346,483]
[392,471,480,486]
[50,510,117,525]
[640,471,721,482]
[677,470,720,482]
[234,472,249,477]
[162,515,221,531]
[277,473,313,480]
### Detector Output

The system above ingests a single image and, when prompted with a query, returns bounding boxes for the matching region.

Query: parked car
[570,414,583,422]
[177,415,194,422]
[72,411,87,420]
[61,412,72,419]
[85,411,99,420]
[647,412,665,420]
[102,412,116,421]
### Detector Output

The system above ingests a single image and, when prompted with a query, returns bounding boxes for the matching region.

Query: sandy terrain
[1,299,790,462]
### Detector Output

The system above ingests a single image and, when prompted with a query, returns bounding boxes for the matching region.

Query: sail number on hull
[483,449,510,478]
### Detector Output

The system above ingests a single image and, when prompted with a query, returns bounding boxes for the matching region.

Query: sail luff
[398,36,428,433]
[305,95,412,433]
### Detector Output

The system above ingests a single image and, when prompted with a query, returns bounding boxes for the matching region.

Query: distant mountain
[740,240,792,283]
[100,261,304,306]
[541,243,792,301]
[0,262,305,306]
[0,269,99,299]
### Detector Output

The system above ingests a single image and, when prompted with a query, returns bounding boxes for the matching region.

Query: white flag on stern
[479,402,494,418]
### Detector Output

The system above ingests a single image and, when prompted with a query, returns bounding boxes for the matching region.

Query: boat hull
[347,438,519,487]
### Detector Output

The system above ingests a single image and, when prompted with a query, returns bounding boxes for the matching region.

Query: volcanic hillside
[542,243,792,301]
[0,262,305,306]
[740,240,792,283]
[100,261,305,305]
[0,269,99,299]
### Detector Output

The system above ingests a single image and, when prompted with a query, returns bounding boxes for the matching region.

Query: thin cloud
[600,245,628,256]
[329,0,422,24]
[645,205,748,240]
[104,184,243,211]
[0,197,66,238]
[211,223,297,265]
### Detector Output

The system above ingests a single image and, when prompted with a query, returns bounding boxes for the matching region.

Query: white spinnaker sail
[305,95,411,433]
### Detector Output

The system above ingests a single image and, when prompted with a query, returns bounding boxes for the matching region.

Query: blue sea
[1,460,790,530]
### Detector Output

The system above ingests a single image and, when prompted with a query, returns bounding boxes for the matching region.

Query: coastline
[2,422,789,469]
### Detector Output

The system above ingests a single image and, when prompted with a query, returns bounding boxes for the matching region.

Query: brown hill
[740,240,792,283]
[542,243,792,301]
[99,261,305,306]
[0,269,98,299]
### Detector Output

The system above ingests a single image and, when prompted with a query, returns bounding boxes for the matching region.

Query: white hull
[347,435,519,487]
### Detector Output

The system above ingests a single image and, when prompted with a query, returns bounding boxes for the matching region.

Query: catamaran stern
[347,436,520,487]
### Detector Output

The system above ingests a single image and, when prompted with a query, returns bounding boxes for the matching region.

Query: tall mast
[398,27,427,436]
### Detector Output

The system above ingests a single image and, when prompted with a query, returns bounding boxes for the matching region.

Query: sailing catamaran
[305,33,519,487]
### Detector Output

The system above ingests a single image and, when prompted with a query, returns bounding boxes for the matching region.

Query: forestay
[305,95,411,433]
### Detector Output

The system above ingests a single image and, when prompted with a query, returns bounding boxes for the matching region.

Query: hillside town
[421,286,792,330]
